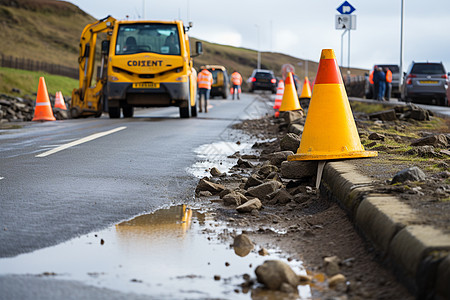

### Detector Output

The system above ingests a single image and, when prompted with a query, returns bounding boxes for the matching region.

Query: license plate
[132,82,160,89]
[419,80,438,84]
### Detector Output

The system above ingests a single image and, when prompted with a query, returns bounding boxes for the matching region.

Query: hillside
[0,0,368,88]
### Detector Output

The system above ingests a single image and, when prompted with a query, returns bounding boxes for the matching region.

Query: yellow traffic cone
[299,77,312,99]
[288,49,377,161]
[279,72,302,112]
[32,77,56,121]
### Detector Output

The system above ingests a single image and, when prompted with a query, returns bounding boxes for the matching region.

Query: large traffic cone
[299,77,312,99]
[288,49,377,161]
[273,79,284,110]
[279,72,302,112]
[32,77,56,121]
[54,91,67,110]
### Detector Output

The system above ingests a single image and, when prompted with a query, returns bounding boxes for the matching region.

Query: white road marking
[35,126,127,158]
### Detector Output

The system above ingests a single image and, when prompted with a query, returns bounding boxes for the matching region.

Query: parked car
[401,61,449,106]
[248,69,277,93]
[202,65,229,99]
[365,64,400,99]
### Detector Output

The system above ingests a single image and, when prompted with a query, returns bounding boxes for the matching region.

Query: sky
[66,0,450,74]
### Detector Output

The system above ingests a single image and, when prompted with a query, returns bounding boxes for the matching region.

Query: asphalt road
[0,93,271,259]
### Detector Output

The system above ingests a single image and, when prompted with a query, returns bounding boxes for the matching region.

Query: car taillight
[271,78,277,84]
[406,74,416,85]
[441,74,448,79]
[251,77,256,82]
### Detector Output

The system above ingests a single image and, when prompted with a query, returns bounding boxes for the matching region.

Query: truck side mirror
[101,40,110,55]
[196,41,203,55]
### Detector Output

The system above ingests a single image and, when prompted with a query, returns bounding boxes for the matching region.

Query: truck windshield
[116,23,181,55]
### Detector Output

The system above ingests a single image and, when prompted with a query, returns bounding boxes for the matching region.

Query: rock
[293,193,310,204]
[328,274,347,289]
[258,164,279,177]
[244,174,264,189]
[268,188,293,205]
[219,188,233,198]
[198,191,213,197]
[368,132,385,141]
[409,106,430,121]
[280,133,301,152]
[237,158,253,168]
[247,181,283,199]
[324,256,341,277]
[195,178,225,195]
[411,134,448,148]
[210,167,223,177]
[288,124,304,135]
[223,192,248,206]
[368,109,397,121]
[407,145,439,158]
[391,166,426,184]
[440,149,450,157]
[236,198,262,213]
[282,110,303,124]
[233,234,254,257]
[281,160,317,179]
[258,248,269,256]
[268,151,294,167]
[255,260,299,291]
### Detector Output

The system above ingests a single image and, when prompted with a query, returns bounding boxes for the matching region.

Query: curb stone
[321,161,450,299]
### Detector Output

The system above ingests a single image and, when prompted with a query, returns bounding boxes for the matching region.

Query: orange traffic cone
[279,72,302,112]
[273,79,284,110]
[288,49,377,161]
[32,77,56,121]
[299,77,312,99]
[54,91,67,110]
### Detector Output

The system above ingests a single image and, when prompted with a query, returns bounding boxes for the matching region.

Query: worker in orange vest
[197,66,213,113]
[230,70,243,100]
[385,67,393,101]
[369,66,377,99]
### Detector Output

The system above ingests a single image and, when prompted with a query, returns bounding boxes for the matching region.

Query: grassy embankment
[0,67,78,98]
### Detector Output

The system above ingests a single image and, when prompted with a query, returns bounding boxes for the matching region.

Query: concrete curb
[321,161,450,299]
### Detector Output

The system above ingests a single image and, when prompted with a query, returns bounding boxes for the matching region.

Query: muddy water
[0,205,311,299]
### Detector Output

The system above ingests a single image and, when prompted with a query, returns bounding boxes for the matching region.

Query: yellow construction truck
[71,16,202,118]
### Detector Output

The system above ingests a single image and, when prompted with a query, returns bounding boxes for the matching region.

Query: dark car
[203,65,229,99]
[401,61,449,106]
[249,69,277,93]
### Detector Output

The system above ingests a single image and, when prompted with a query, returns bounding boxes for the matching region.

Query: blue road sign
[337,1,356,14]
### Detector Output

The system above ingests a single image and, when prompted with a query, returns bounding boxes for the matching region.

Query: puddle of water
[0,205,312,299]
[186,141,257,178]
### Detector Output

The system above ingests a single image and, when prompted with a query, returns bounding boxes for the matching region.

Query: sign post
[336,1,356,69]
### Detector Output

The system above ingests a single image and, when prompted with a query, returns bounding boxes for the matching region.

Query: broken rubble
[280,160,317,179]
[255,260,299,291]
[268,151,294,167]
[232,234,254,257]
[195,178,225,195]
[247,181,283,199]
[236,198,262,213]
[391,166,426,184]
[222,191,248,206]
[280,133,301,152]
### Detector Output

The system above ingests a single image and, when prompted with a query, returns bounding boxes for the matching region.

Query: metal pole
[340,30,347,66]
[399,0,405,85]
[255,24,261,69]
[348,29,351,70]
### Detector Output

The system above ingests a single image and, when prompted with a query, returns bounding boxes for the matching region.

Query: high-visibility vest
[197,70,213,89]
[386,69,392,83]
[231,72,242,85]
[369,71,374,84]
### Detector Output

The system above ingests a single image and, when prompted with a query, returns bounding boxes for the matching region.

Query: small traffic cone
[299,77,312,99]
[32,77,56,121]
[273,79,284,110]
[288,49,377,161]
[54,91,67,110]
[279,72,302,112]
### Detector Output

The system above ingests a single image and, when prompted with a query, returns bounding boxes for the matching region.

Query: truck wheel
[179,101,191,118]
[122,103,134,118]
[109,107,121,118]
[191,101,197,117]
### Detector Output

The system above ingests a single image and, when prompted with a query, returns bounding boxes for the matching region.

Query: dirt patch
[194,104,449,299]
